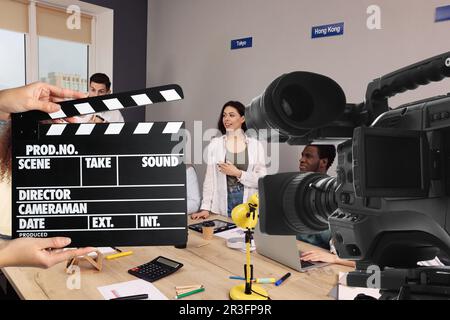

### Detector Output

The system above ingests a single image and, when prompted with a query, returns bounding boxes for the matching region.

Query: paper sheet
[336,272,381,300]
[215,228,255,252]
[417,256,445,267]
[64,247,116,257]
[215,227,246,240]
[88,247,116,257]
[97,279,168,300]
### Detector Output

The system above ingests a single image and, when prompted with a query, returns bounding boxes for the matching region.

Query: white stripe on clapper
[103,98,124,110]
[133,122,154,134]
[48,109,67,120]
[104,123,124,135]
[131,94,153,106]
[76,124,96,135]
[46,124,67,136]
[74,102,95,115]
[160,89,182,101]
[162,122,183,134]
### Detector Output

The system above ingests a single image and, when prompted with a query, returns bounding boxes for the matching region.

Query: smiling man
[299,144,335,174]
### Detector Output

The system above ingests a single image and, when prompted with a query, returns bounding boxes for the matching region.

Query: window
[36,4,91,92]
[38,36,89,92]
[0,29,26,89]
[0,0,113,89]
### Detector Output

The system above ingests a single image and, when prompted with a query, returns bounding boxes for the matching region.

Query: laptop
[253,223,329,272]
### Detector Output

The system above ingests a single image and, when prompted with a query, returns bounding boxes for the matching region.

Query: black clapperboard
[11,84,187,247]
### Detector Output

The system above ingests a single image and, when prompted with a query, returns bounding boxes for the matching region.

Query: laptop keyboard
[300,259,315,268]
[298,252,317,268]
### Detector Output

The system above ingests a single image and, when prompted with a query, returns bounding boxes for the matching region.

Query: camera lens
[281,172,337,234]
[279,85,314,123]
[245,71,346,139]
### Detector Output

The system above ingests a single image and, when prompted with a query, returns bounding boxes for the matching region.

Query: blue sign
[231,37,252,50]
[311,22,344,39]
[435,5,450,22]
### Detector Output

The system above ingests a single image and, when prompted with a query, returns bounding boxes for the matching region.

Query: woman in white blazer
[191,101,267,219]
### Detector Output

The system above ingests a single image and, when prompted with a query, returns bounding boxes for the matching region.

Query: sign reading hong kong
[311,22,344,39]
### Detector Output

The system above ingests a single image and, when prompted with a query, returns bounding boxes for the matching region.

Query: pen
[110,294,148,300]
[255,278,276,284]
[228,276,275,283]
[275,272,291,286]
[175,287,205,299]
[112,247,122,252]
[229,276,250,280]
[106,251,133,260]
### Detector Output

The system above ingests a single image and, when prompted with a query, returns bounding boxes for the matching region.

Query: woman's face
[41,114,98,124]
[222,106,245,132]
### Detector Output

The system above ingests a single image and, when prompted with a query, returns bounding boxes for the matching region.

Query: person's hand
[301,250,356,268]
[0,82,87,119]
[300,250,338,264]
[217,161,242,178]
[191,210,210,220]
[0,237,95,268]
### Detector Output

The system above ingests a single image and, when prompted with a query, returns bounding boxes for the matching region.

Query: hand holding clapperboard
[11,84,187,247]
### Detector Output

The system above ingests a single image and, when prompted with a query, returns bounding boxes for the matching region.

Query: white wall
[147,0,450,185]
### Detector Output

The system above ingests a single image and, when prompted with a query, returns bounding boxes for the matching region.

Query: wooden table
[1,215,352,300]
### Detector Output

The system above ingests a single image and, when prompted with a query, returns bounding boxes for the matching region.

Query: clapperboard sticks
[12,84,184,136]
[12,84,189,247]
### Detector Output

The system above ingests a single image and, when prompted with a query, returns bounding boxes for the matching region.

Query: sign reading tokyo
[11,85,188,247]
[311,22,344,39]
[436,5,450,22]
[231,37,253,50]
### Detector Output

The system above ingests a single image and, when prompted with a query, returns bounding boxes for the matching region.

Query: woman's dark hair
[0,122,12,182]
[217,100,247,134]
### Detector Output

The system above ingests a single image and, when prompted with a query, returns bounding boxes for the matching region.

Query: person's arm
[186,167,201,214]
[0,237,95,268]
[237,140,267,188]
[300,250,356,268]
[193,141,216,220]
[218,140,267,188]
[0,82,86,119]
[192,162,213,220]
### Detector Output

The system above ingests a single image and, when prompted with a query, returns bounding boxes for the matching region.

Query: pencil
[175,285,203,290]
[175,287,205,299]
[106,251,133,260]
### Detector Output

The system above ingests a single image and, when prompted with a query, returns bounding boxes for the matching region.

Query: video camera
[247,52,450,299]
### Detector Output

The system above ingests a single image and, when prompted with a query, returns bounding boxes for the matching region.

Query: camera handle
[365,51,450,123]
[345,266,450,300]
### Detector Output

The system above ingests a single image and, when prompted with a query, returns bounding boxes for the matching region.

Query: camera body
[252,52,450,269]
[330,108,450,268]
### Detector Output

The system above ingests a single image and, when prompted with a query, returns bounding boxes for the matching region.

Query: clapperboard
[11,84,187,247]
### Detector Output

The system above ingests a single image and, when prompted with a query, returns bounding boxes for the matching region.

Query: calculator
[128,256,183,282]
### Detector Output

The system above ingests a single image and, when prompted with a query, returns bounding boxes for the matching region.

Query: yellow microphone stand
[229,194,269,300]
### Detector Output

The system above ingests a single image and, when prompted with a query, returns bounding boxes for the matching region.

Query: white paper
[97,279,168,300]
[417,256,444,267]
[215,227,245,240]
[337,272,381,300]
[87,247,116,257]
[216,228,256,252]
